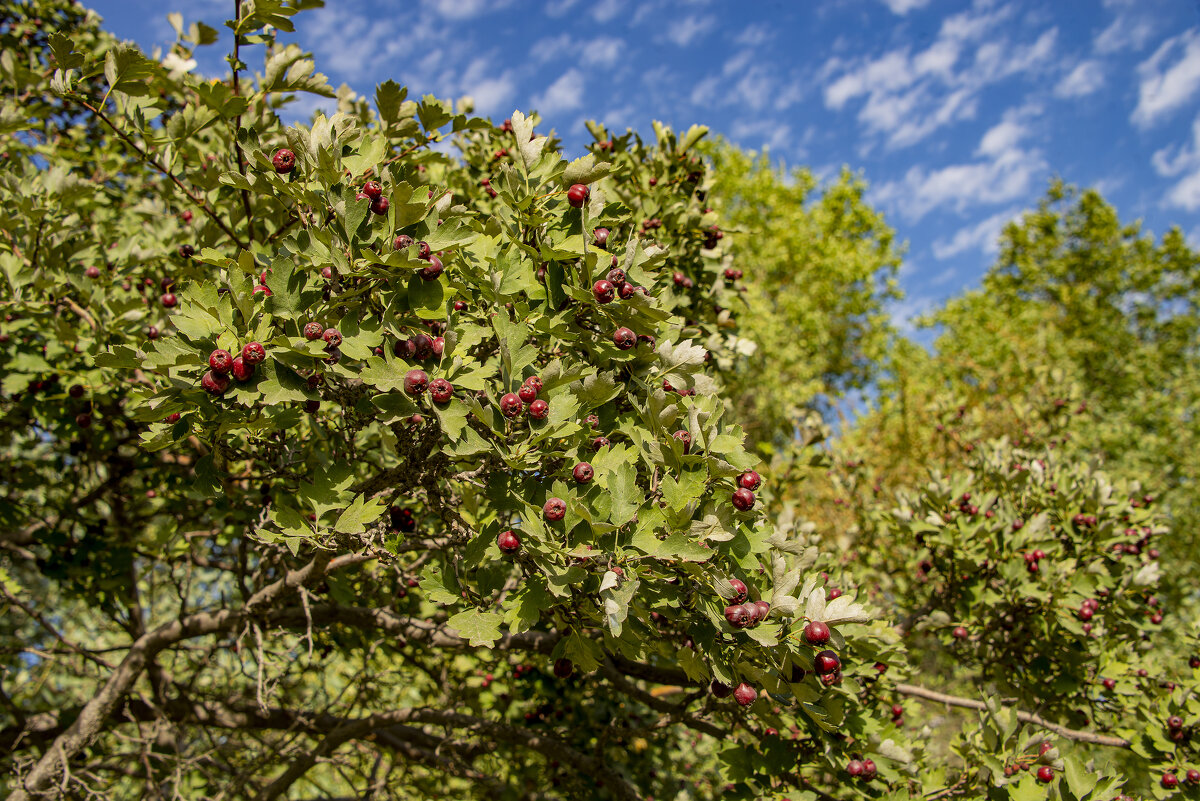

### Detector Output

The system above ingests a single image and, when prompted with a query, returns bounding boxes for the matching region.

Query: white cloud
[879,0,932,13]
[582,37,624,67]
[463,75,514,115]
[888,295,938,336]
[729,118,794,154]
[666,15,716,47]
[1133,29,1200,128]
[545,0,578,16]
[873,115,1045,220]
[532,68,586,116]
[1151,113,1200,210]
[1054,60,1104,98]
[1095,8,1156,54]
[931,207,1021,259]
[735,24,771,47]
[425,0,504,20]
[819,3,1057,149]
[592,0,623,23]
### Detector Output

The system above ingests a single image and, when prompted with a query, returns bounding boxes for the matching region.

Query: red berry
[208,349,234,373]
[394,234,413,250]
[553,658,573,678]
[1187,769,1200,784]
[497,529,520,554]
[420,256,444,281]
[592,436,610,450]
[165,413,181,423]
[241,342,266,365]
[500,393,522,418]
[710,680,732,698]
[404,369,429,396]
[161,292,177,308]
[453,300,468,312]
[230,356,254,382]
[527,399,548,419]
[753,600,770,621]
[732,682,757,706]
[862,760,877,781]
[1162,773,1179,789]
[85,265,100,278]
[518,384,538,403]
[566,183,589,207]
[725,604,751,628]
[572,462,594,483]
[847,760,864,777]
[1102,678,1116,690]
[201,370,230,395]
[430,378,453,404]
[672,429,692,453]
[593,227,609,247]
[272,148,295,173]
[613,327,636,349]
[728,578,748,603]
[543,497,566,521]
[1169,716,1184,729]
[732,488,755,511]
[370,196,389,215]
[362,180,383,200]
[952,626,968,639]
[409,334,433,360]
[75,412,92,428]
[592,279,615,303]
[252,284,272,297]
[891,704,904,717]
[813,650,840,675]
[524,375,543,392]
[738,471,761,491]
[432,337,444,357]
[803,620,831,646]
[303,322,323,340]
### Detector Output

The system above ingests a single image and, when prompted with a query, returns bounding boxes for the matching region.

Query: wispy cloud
[879,0,932,13]
[533,68,586,116]
[1054,60,1104,98]
[1133,29,1200,128]
[591,0,623,23]
[666,15,716,47]
[1151,113,1200,210]
[932,206,1021,259]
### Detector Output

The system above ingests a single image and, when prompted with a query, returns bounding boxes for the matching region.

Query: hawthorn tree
[1,3,1198,801]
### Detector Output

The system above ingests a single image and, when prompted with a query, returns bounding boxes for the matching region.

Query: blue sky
[88,0,1200,333]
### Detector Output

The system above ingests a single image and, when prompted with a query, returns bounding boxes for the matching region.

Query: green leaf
[607,461,641,526]
[334,493,386,535]
[446,609,504,647]
[563,154,611,186]
[104,45,156,98]
[1064,755,1098,798]
[375,80,407,124]
[48,33,84,70]
[342,194,370,243]
[408,274,446,318]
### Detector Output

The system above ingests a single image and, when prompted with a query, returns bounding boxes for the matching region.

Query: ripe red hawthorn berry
[409,334,433,360]
[252,284,272,297]
[732,682,757,706]
[572,462,594,483]
[862,760,877,781]
[161,292,178,308]
[178,244,194,259]
[553,658,574,678]
[543,497,567,521]
[732,488,755,511]
[952,626,969,639]
[593,227,609,247]
[613,327,636,350]
[420,256,444,281]
[738,470,761,491]
[85,265,100,278]
[566,183,589,207]
[528,399,549,419]
[208,349,234,374]
[672,430,692,453]
[370,196,389,215]
[497,529,520,554]
[592,279,615,303]
[430,378,453,404]
[499,393,522,418]
[891,704,904,718]
[710,680,732,698]
[230,356,254,382]
[728,578,748,603]
[361,180,383,200]
[272,148,295,173]
[403,369,429,396]
[592,436,610,450]
[241,342,266,365]
[303,322,323,340]
[394,234,414,250]
[847,760,864,777]
[165,413,181,423]
[1162,773,1179,789]
[201,370,230,395]
[753,600,770,621]
[453,300,468,312]
[803,620,831,646]
[75,412,92,428]
[518,383,538,403]
[813,650,841,675]
[724,604,752,628]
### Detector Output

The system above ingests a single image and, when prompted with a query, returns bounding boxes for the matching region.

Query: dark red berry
[728,578,748,603]
[862,760,877,781]
[75,412,92,428]
[161,292,178,308]
[430,378,453,404]
[1169,716,1184,730]
[500,393,522,418]
[710,680,732,698]
[362,181,383,200]
[847,760,864,777]
[370,196,389,215]
[566,183,589,207]
[592,279,615,303]
[498,529,520,554]
[252,284,272,297]
[230,356,254,382]
[453,300,467,312]
[528,399,549,419]
[732,488,755,511]
[303,322,323,340]
[593,227,609,247]
[732,682,756,706]
[738,471,761,491]
[404,369,429,396]
[952,626,968,639]
[803,620,831,646]
[208,349,234,373]
[672,430,692,453]
[572,462,594,483]
[201,370,230,395]
[272,148,296,173]
[178,244,194,259]
[518,384,538,403]
[592,436,610,450]
[553,658,574,678]
[165,413,181,423]
[68,384,85,399]
[241,342,266,365]
[613,327,636,349]
[85,265,100,278]
[1162,773,1179,789]
[543,497,566,521]
[409,334,433,360]
[420,256,444,280]
[813,650,840,675]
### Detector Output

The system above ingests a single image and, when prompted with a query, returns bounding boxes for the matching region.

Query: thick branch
[895,683,1131,748]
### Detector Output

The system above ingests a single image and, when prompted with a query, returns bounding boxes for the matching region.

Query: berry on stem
[566,183,589,208]
[497,529,520,554]
[403,369,429,396]
[572,462,594,483]
[272,148,295,173]
[241,342,266,365]
[803,620,831,646]
[208,349,233,374]
[543,497,566,521]
[732,488,755,511]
